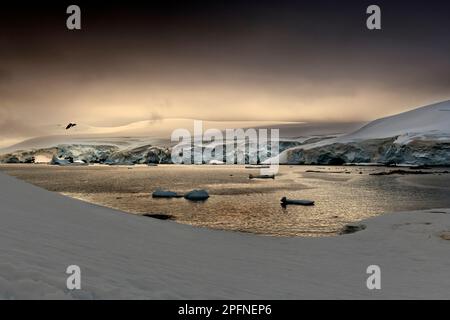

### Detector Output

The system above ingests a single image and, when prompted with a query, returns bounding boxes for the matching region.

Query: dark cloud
[0,0,449,145]
[0,69,12,83]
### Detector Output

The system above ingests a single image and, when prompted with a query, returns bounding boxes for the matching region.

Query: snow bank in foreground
[1,172,450,299]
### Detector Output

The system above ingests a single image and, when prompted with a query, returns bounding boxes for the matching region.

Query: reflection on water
[1,164,450,237]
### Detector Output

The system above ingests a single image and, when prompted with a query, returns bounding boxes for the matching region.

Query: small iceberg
[209,160,224,165]
[280,197,314,206]
[72,160,88,166]
[152,189,182,198]
[184,189,210,201]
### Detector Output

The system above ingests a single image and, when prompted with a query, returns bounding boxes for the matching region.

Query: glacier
[274,100,450,166]
[1,100,449,166]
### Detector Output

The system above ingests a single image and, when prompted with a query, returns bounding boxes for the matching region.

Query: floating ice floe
[152,189,182,198]
[209,160,225,165]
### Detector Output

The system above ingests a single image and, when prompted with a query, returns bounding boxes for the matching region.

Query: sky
[1,0,450,147]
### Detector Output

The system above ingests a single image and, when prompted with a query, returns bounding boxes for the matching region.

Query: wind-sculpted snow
[1,171,450,299]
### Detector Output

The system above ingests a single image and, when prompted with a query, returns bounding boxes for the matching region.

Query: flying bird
[65,123,77,130]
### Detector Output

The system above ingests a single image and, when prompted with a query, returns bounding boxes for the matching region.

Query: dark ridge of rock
[370,170,432,176]
[370,169,449,176]
[280,197,314,206]
[305,170,348,173]
[249,174,275,179]
[142,213,175,220]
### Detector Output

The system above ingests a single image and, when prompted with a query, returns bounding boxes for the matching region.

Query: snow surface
[1,172,450,299]
[0,119,302,154]
[271,100,450,164]
[343,100,450,143]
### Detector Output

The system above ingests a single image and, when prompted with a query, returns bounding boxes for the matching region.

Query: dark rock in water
[306,170,345,174]
[184,189,210,201]
[340,223,367,234]
[280,197,314,206]
[143,213,175,220]
[245,165,270,169]
[249,174,275,179]
[152,189,182,198]
[5,156,20,163]
[370,169,431,176]
[410,165,431,169]
[23,156,35,164]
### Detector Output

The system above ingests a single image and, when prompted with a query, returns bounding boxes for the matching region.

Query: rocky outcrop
[184,190,210,201]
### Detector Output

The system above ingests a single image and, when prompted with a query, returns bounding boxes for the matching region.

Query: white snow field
[274,100,450,164]
[0,119,302,154]
[342,100,450,143]
[1,171,450,299]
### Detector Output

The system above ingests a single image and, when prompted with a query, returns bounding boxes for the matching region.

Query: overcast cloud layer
[0,0,449,146]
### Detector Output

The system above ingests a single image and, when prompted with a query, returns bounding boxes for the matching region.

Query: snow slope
[273,100,450,165]
[0,119,302,154]
[1,171,450,299]
[341,100,450,143]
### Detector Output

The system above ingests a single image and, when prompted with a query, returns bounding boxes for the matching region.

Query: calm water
[1,164,450,237]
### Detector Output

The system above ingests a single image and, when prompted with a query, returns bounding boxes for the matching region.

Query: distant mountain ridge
[275,100,450,166]
[2,101,449,166]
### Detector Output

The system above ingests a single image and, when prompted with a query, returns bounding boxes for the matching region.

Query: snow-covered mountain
[0,118,310,164]
[340,100,450,144]
[0,119,309,153]
[2,101,449,166]
[274,100,450,166]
